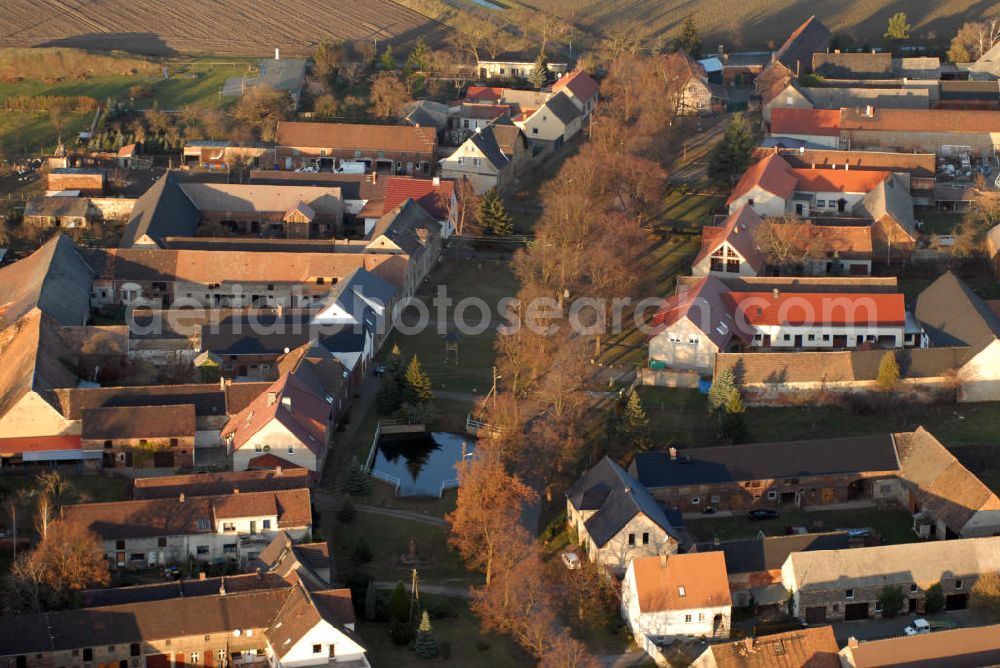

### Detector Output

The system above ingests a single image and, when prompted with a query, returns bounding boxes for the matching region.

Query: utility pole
[409,568,420,623]
[490,366,500,409]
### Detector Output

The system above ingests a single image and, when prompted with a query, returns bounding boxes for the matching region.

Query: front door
[794,335,803,347]
[250,520,257,534]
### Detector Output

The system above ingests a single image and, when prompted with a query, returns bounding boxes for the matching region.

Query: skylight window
[678,586,686,597]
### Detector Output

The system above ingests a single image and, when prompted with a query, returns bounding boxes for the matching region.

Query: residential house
[248,170,386,229]
[762,83,929,124]
[515,90,582,146]
[769,108,842,148]
[182,140,273,169]
[771,148,936,204]
[276,340,353,419]
[475,52,568,80]
[47,167,106,195]
[812,52,893,80]
[24,197,92,228]
[771,15,832,76]
[491,118,531,176]
[551,69,600,118]
[839,624,1000,667]
[133,467,311,499]
[0,581,369,668]
[693,627,839,667]
[80,404,196,469]
[721,51,772,86]
[621,553,731,659]
[691,533,852,609]
[312,266,398,351]
[894,427,1000,539]
[400,99,451,135]
[667,51,728,115]
[62,487,313,568]
[255,531,334,591]
[936,80,1000,110]
[222,372,331,473]
[566,456,682,575]
[838,107,1000,156]
[274,121,438,175]
[440,125,513,194]
[455,102,512,140]
[381,175,457,238]
[915,271,1000,401]
[629,434,901,515]
[647,276,914,375]
[692,206,873,278]
[781,536,1000,623]
[365,199,442,298]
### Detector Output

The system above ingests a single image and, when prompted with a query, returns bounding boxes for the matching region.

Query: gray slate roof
[467,125,510,170]
[544,90,582,125]
[916,271,1000,352]
[630,434,899,488]
[120,171,201,248]
[694,532,852,574]
[567,456,681,547]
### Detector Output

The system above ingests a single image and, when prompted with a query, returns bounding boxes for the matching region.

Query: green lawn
[918,210,964,235]
[327,509,475,585]
[659,190,724,230]
[360,598,530,668]
[686,507,918,544]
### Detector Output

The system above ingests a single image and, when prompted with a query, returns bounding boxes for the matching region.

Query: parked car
[905,619,931,636]
[560,552,581,570]
[372,364,387,377]
[747,509,780,521]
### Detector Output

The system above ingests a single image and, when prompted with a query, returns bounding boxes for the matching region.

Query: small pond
[372,432,474,497]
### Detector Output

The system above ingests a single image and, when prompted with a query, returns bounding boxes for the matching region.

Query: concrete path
[372,580,472,599]
[595,650,651,668]
[353,504,449,527]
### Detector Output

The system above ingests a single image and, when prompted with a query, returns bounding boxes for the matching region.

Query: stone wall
[89,197,136,222]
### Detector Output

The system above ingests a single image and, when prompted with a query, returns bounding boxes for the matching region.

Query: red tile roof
[552,69,599,103]
[840,108,1000,133]
[249,453,303,469]
[222,373,330,455]
[632,552,731,612]
[771,108,842,137]
[465,86,505,103]
[382,176,455,220]
[461,103,511,120]
[0,435,81,455]
[726,153,798,205]
[729,292,906,327]
[693,206,766,272]
[792,168,890,193]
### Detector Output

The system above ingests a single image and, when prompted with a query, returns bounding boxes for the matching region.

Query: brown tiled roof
[916,271,1000,352]
[132,468,310,500]
[62,488,312,539]
[841,108,1000,133]
[551,69,599,103]
[81,404,195,440]
[222,373,329,455]
[56,382,261,420]
[812,51,893,79]
[843,623,1000,668]
[680,274,897,293]
[248,170,385,200]
[276,121,437,155]
[774,148,936,179]
[313,588,355,627]
[755,61,794,104]
[895,427,1000,534]
[717,350,857,384]
[382,176,455,220]
[701,625,840,667]
[0,310,80,422]
[632,552,731,612]
[81,572,290,607]
[0,235,93,330]
[774,15,831,74]
[693,206,766,272]
[771,108,842,137]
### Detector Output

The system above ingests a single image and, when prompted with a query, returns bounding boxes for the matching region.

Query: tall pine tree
[478,189,514,236]
[403,355,434,404]
[677,13,702,58]
[528,53,550,89]
[708,113,754,188]
[413,610,439,658]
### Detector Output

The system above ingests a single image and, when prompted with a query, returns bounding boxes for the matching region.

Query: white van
[336,161,367,174]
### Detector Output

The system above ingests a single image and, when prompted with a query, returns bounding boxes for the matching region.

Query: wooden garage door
[946,593,969,610]
[146,654,170,668]
[805,606,827,624]
[845,602,870,621]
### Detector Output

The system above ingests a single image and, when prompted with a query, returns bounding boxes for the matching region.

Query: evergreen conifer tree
[403,356,434,404]
[413,611,439,658]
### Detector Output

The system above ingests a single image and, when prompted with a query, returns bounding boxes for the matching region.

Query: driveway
[830,611,963,645]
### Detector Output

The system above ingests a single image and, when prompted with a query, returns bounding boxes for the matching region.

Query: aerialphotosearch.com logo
[124,284,888,340]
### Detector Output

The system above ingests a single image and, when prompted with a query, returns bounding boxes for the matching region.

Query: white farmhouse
[622,552,732,661]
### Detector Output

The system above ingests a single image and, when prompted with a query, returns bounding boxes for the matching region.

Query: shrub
[925,584,945,614]
[879,585,904,618]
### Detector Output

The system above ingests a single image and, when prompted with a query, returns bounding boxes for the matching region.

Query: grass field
[686,507,918,544]
[507,0,999,50]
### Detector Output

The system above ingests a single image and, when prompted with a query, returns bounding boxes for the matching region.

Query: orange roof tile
[632,552,731,613]
[840,108,1000,133]
[771,108,842,137]
[727,153,798,205]
[382,176,455,220]
[552,69,599,102]
[276,122,437,156]
[0,435,81,455]
[792,168,889,193]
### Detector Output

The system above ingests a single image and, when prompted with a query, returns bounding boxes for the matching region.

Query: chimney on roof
[669,446,678,460]
[220,376,226,391]
[283,347,291,354]
[219,579,227,595]
[233,488,240,494]
[847,637,860,649]
[416,228,429,244]
[179,492,185,503]
[432,176,440,186]
[713,536,721,546]
[275,48,280,61]
[717,44,724,60]
[267,391,278,406]
[864,104,874,118]
[659,553,668,568]
[198,571,206,580]
[845,162,849,170]
[281,396,292,410]
[276,466,282,476]
[773,288,780,300]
